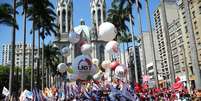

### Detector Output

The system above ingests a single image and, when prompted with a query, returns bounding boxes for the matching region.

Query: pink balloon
[110,61,119,70]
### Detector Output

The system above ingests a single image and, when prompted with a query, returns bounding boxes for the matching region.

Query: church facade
[54,0,107,65]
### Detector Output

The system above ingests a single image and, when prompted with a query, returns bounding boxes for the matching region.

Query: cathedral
[54,0,107,65]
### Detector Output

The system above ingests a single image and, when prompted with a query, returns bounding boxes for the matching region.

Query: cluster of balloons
[57,22,128,81]
[101,60,128,80]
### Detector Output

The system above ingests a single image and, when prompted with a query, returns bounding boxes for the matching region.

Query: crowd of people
[16,77,201,101]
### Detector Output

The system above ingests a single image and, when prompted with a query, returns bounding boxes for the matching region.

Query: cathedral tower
[56,0,73,43]
[90,0,106,31]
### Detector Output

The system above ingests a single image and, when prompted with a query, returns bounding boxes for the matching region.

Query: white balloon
[72,55,92,80]
[105,41,119,54]
[92,58,99,66]
[114,64,128,79]
[98,22,117,41]
[57,63,67,73]
[68,32,80,44]
[81,43,92,55]
[61,47,70,57]
[101,60,111,69]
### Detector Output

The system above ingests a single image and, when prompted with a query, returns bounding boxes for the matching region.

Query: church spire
[57,0,73,41]
[90,0,106,31]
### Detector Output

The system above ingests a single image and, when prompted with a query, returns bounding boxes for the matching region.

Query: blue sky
[0,0,160,64]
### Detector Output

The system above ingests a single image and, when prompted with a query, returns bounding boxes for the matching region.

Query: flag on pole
[2,87,9,96]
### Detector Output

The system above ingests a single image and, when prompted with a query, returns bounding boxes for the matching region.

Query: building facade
[54,0,73,63]
[54,0,107,64]
[177,0,201,80]
[2,43,37,68]
[127,46,142,83]
[154,0,201,85]
[139,32,162,82]
[153,0,178,81]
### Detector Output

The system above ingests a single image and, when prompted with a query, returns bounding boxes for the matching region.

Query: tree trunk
[31,21,35,90]
[37,30,40,87]
[46,66,48,88]
[21,4,27,92]
[48,67,51,87]
[184,0,201,89]
[136,6,147,76]
[42,38,44,90]
[160,0,175,84]
[145,0,159,87]
[129,13,139,84]
[9,0,16,98]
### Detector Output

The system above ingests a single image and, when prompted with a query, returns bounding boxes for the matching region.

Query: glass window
[194,21,197,29]
[199,6,201,14]
[185,26,188,33]
[192,11,195,18]
[62,10,66,32]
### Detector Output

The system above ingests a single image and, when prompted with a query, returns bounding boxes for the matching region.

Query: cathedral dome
[74,19,91,40]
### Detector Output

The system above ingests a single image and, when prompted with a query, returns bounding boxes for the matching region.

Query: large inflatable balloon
[110,61,120,70]
[72,55,94,80]
[81,43,92,55]
[57,63,67,73]
[105,41,119,54]
[98,22,117,41]
[101,60,111,69]
[114,64,128,79]
[61,47,70,57]
[68,32,80,44]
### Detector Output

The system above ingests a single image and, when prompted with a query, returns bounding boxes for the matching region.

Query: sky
[0,0,160,64]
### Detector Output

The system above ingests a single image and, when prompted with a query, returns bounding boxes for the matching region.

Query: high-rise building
[168,18,187,79]
[153,0,179,81]
[177,0,201,80]
[139,32,162,81]
[2,43,37,68]
[128,46,142,82]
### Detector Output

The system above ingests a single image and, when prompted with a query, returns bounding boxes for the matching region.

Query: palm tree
[26,0,57,89]
[107,0,131,65]
[9,0,17,99]
[160,0,175,84]
[0,3,17,95]
[34,0,57,89]
[0,3,17,27]
[16,0,28,92]
[183,0,201,89]
[117,0,142,85]
[144,0,159,87]
[133,0,147,78]
[44,43,60,87]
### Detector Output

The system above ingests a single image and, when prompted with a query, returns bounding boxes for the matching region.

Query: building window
[62,10,66,32]
[192,11,195,18]
[178,37,183,44]
[194,21,197,29]
[199,6,201,14]
[185,26,188,33]
[97,9,101,25]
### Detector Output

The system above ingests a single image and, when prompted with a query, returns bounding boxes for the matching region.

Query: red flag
[172,82,184,91]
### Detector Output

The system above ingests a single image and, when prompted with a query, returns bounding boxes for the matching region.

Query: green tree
[44,43,60,87]
[0,3,17,28]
